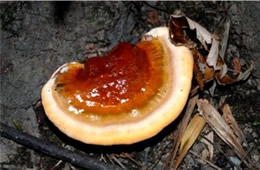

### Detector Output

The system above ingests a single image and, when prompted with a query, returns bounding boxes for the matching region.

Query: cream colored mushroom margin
[41,27,193,145]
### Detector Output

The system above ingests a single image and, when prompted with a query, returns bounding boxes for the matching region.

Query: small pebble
[228,156,241,166]
[252,154,259,162]
[252,132,258,138]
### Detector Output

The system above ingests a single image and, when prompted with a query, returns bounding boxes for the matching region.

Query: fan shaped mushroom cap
[41,27,193,145]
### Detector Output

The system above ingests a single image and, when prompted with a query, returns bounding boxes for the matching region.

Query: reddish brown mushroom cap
[41,27,193,145]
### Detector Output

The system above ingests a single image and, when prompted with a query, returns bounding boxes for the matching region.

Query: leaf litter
[165,14,256,170]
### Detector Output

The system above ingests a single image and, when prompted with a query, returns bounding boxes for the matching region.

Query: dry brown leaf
[168,15,192,47]
[232,57,241,74]
[215,72,234,85]
[169,14,214,50]
[169,15,223,88]
[222,104,247,143]
[166,95,199,169]
[169,15,253,88]
[171,15,219,70]
[185,16,213,49]
[197,99,246,159]
[191,48,215,89]
[216,63,253,85]
[174,114,206,170]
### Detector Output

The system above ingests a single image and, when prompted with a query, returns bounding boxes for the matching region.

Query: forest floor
[1,2,259,170]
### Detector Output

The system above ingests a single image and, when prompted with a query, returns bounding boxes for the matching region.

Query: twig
[190,150,222,170]
[238,146,253,168]
[110,154,126,169]
[50,160,63,170]
[143,1,171,14]
[0,122,121,170]
[148,141,171,170]
[121,153,144,167]
[190,85,200,97]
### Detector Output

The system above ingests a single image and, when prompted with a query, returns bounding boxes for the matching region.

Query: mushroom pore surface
[41,27,193,145]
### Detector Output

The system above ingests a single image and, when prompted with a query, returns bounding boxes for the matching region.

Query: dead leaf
[232,57,241,74]
[222,104,247,143]
[185,16,212,49]
[192,49,215,89]
[219,18,231,59]
[216,64,253,85]
[169,15,220,88]
[235,64,253,82]
[166,95,199,169]
[220,63,228,78]
[215,72,234,85]
[174,114,206,170]
[169,14,253,88]
[168,15,192,47]
[207,38,219,69]
[197,99,246,159]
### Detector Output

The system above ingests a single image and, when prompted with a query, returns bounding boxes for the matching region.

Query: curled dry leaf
[186,16,212,49]
[215,63,253,85]
[197,99,246,159]
[169,15,212,49]
[168,15,253,89]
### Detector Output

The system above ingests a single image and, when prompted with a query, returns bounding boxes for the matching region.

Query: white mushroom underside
[41,27,193,145]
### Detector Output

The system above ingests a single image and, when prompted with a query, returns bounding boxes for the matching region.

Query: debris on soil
[1,1,259,170]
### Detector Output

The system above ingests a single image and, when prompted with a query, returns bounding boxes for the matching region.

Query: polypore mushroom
[41,27,193,145]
